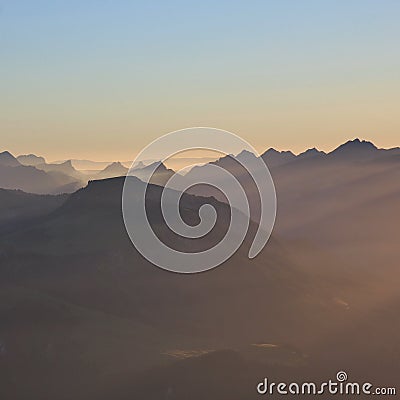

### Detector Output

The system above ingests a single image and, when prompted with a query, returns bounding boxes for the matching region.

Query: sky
[1,0,399,161]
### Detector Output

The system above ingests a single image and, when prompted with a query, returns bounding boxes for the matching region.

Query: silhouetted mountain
[96,162,128,179]
[259,139,399,169]
[186,140,399,205]
[328,138,378,160]
[0,163,83,194]
[129,161,176,185]
[261,148,296,168]
[189,151,257,175]
[297,147,326,159]
[55,159,134,170]
[0,155,85,195]
[185,139,399,269]
[17,153,46,166]
[57,159,117,170]
[36,160,84,181]
[0,151,21,167]
[0,188,67,233]
[235,149,258,162]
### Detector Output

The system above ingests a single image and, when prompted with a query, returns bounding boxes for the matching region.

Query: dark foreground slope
[0,177,398,399]
[0,189,68,233]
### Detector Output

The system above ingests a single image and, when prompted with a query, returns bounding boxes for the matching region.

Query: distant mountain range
[0,151,21,167]
[96,161,129,179]
[17,153,46,166]
[263,138,399,167]
[183,139,399,211]
[0,151,85,194]
[1,139,399,195]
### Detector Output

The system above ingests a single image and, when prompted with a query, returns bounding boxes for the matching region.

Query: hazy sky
[1,0,399,161]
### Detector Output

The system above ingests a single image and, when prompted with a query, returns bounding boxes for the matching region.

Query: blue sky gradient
[1,1,399,160]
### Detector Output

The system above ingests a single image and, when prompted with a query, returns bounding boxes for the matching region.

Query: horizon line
[2,137,400,164]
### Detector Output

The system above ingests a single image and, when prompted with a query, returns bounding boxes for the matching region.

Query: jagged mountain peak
[332,138,377,153]
[17,153,46,166]
[104,161,126,170]
[236,149,257,158]
[139,161,169,171]
[262,148,296,156]
[97,161,128,179]
[0,150,21,167]
[261,148,296,168]
[58,160,74,168]
[297,147,325,158]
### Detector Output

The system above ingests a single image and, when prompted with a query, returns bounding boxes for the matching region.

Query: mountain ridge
[0,151,21,167]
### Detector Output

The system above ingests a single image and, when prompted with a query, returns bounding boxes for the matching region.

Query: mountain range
[0,151,85,194]
[1,139,398,196]
[0,137,399,399]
